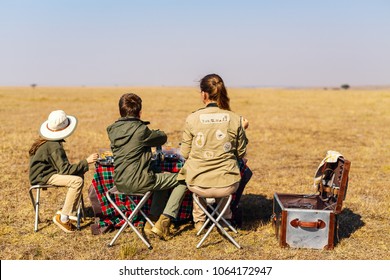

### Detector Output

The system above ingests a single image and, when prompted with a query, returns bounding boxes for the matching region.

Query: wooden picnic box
[272,152,351,250]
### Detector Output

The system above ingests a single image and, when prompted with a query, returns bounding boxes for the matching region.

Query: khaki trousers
[189,182,239,223]
[149,172,187,219]
[46,174,84,216]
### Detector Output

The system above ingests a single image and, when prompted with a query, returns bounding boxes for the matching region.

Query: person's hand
[87,153,99,164]
[242,118,249,129]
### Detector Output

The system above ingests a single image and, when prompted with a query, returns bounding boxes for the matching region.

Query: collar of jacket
[116,117,150,125]
[193,102,219,113]
[48,139,65,143]
[206,103,218,108]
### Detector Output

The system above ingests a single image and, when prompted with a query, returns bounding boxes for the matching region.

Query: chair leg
[196,198,227,247]
[128,196,155,228]
[193,194,241,249]
[34,188,41,232]
[106,190,153,249]
[206,200,238,233]
[197,199,236,235]
[30,185,82,233]
[29,186,43,232]
[108,220,129,247]
[76,194,86,230]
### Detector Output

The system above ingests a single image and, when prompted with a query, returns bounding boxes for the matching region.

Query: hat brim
[39,115,78,140]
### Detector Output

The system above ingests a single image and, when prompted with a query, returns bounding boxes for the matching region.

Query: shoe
[194,221,205,233]
[219,219,233,231]
[53,214,77,233]
[56,210,78,221]
[151,214,171,240]
[143,216,158,238]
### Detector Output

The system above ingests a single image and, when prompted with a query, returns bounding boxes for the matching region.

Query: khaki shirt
[178,104,248,188]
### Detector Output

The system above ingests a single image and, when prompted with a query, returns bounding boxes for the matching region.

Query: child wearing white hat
[29,110,99,233]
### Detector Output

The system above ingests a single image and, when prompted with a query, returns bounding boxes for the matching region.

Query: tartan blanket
[91,160,192,228]
[91,158,249,228]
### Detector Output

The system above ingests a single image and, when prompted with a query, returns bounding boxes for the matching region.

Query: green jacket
[29,140,89,185]
[178,103,248,188]
[106,117,167,193]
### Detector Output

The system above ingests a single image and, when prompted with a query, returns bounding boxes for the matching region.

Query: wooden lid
[317,157,351,214]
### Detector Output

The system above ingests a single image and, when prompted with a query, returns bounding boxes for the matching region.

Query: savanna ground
[0,86,389,260]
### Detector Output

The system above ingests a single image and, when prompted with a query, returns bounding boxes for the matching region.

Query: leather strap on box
[290,218,326,229]
[319,184,339,195]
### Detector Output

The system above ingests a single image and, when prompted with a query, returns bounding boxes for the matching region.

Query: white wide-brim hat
[39,110,78,140]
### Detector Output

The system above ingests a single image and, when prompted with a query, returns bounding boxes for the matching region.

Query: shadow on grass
[84,206,96,218]
[337,208,364,241]
[236,193,274,230]
[79,206,100,230]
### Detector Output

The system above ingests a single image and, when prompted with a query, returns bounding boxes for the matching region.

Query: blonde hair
[29,137,48,156]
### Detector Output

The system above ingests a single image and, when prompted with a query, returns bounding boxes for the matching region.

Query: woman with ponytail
[199,74,249,127]
[178,74,249,232]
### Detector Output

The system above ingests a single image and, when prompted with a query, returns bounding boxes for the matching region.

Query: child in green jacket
[29,110,98,233]
[107,93,187,240]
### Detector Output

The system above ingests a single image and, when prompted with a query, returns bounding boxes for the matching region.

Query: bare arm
[87,153,99,164]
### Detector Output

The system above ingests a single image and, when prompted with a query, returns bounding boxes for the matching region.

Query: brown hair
[119,93,142,117]
[29,137,48,156]
[200,74,231,111]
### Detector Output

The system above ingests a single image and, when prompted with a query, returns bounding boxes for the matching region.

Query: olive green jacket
[178,104,248,188]
[29,140,89,185]
[106,117,167,193]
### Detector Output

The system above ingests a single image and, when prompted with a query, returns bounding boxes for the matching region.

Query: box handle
[290,218,326,229]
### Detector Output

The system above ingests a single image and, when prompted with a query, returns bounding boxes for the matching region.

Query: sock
[60,214,69,223]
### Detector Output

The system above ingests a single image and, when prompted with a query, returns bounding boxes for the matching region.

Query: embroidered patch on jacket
[203,151,214,159]
[216,129,226,140]
[199,113,230,124]
[223,142,232,152]
[195,132,205,148]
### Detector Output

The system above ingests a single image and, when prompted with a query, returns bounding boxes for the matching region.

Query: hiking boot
[53,214,77,233]
[143,216,158,238]
[194,221,205,233]
[151,214,171,240]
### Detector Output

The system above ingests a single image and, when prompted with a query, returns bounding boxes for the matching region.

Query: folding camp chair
[106,188,154,249]
[192,193,241,249]
[29,184,85,232]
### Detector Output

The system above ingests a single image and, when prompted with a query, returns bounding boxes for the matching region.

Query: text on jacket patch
[199,113,230,124]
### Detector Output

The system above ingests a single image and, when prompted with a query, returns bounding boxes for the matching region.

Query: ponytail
[200,74,231,111]
[216,82,231,111]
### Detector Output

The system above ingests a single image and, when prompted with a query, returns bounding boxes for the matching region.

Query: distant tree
[31,83,37,89]
[341,84,350,90]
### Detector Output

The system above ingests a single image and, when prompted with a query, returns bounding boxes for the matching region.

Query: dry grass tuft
[0,86,389,260]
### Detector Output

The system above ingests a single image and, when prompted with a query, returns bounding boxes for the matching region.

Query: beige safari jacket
[178,103,248,188]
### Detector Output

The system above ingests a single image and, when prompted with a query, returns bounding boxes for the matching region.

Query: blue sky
[1,0,389,87]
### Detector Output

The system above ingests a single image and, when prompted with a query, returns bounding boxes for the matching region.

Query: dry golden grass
[0,86,389,260]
